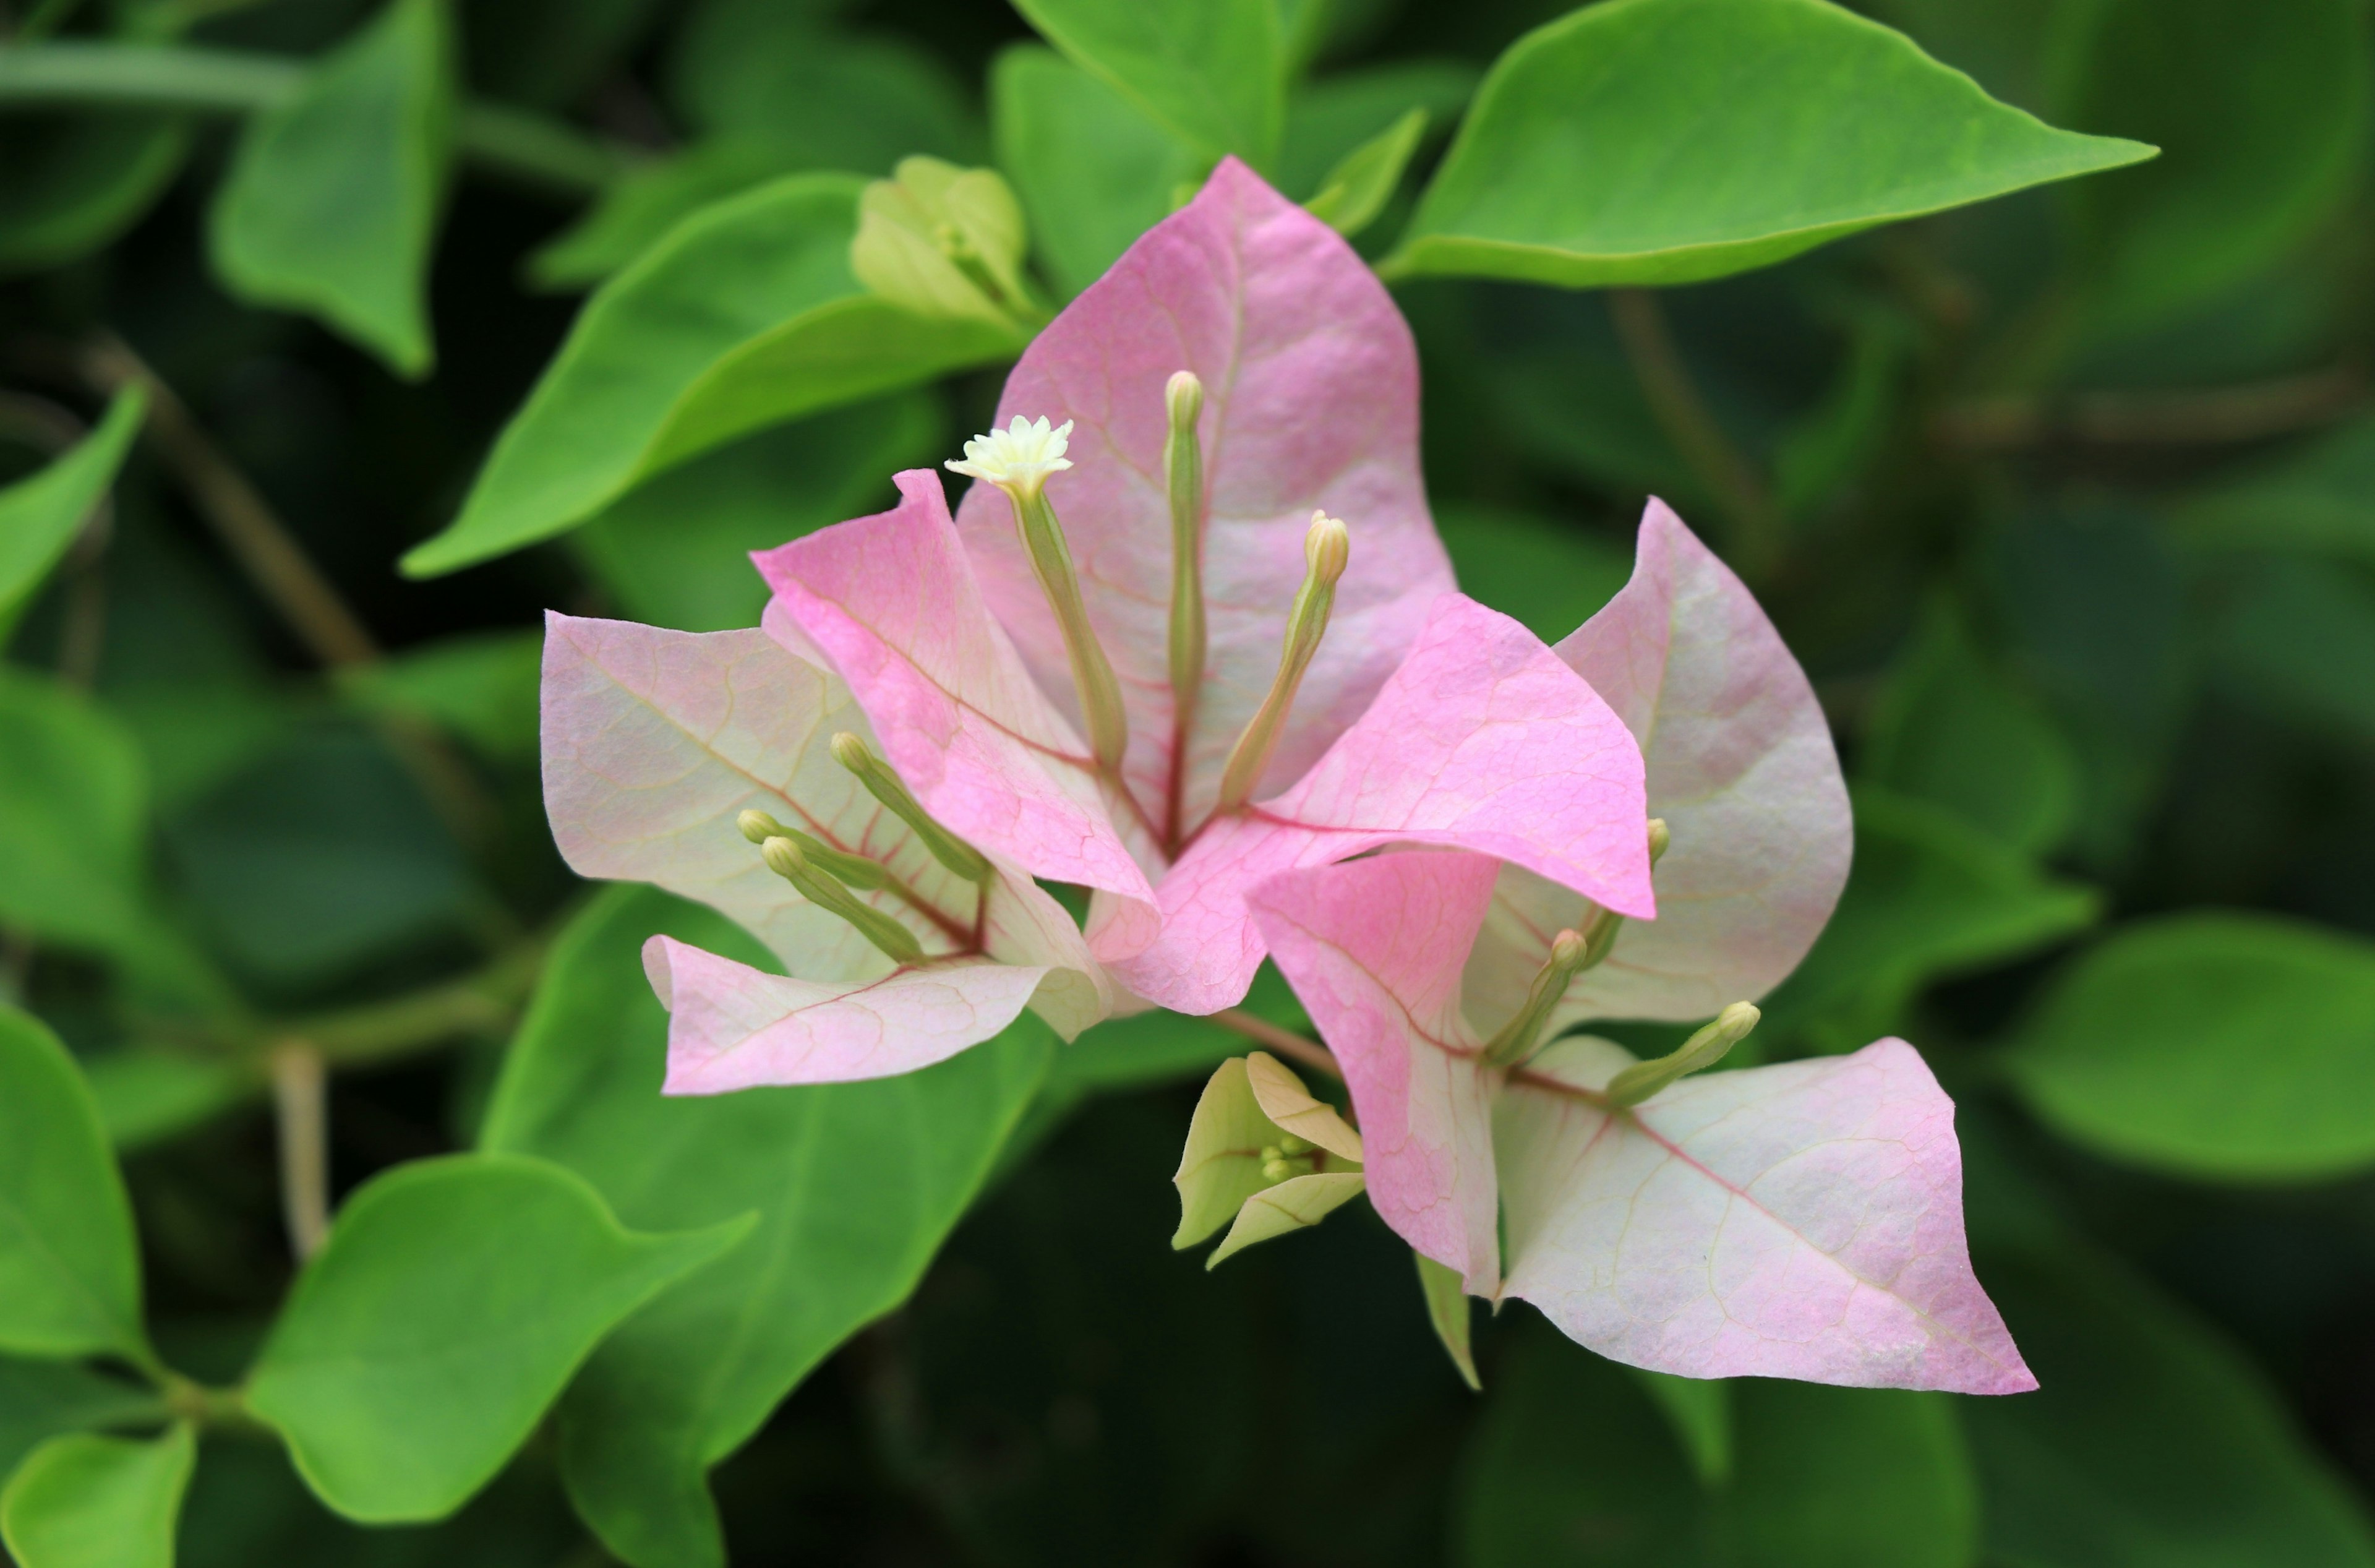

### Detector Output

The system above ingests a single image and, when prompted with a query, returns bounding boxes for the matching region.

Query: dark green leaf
[1389,0,2152,288]
[80,1049,258,1153]
[0,386,143,641]
[1455,1322,1976,1566]
[0,1358,166,1486]
[991,44,1197,301]
[0,1008,149,1366]
[0,116,187,277]
[404,173,1018,576]
[524,139,794,292]
[1758,787,2100,1054]
[336,632,542,761]
[665,19,978,166]
[1277,60,1479,201]
[1435,503,1632,645]
[207,0,455,377]
[0,1424,194,1568]
[478,885,1052,1568]
[2203,556,2375,745]
[572,390,940,633]
[2006,912,2375,1181]
[2175,416,2375,569]
[1966,1236,2375,1566]
[244,1152,748,1523]
[1010,0,1283,163]
[1864,597,2081,855]
[0,672,148,957]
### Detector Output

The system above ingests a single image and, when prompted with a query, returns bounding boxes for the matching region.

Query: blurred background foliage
[3,0,2375,1564]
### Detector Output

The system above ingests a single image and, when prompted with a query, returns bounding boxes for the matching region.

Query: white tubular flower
[946,416,1075,499]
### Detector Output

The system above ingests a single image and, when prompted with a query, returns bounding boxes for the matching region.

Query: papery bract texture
[952,155,1453,838]
[752,470,1161,953]
[1463,499,1852,1030]
[1122,594,1654,1014]
[1496,1034,2036,1394]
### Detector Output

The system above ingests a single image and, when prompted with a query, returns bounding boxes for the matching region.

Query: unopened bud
[1215,512,1353,812]
[1548,928,1589,972]
[1166,369,1204,427]
[760,835,808,882]
[1647,817,1671,864]
[1483,925,1594,1068]
[1277,1134,1311,1157]
[1604,1001,1761,1108]
[761,836,924,965]
[831,732,993,883]
[1304,512,1350,582]
[1261,1159,1293,1182]
[739,809,786,844]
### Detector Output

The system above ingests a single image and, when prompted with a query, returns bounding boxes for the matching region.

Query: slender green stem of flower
[762,836,924,964]
[1163,371,1207,844]
[829,734,993,884]
[1604,1003,1761,1108]
[1006,486,1130,774]
[1481,929,1592,1069]
[1215,513,1350,813]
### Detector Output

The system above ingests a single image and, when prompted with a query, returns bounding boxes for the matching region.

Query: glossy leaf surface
[0,1424,194,1568]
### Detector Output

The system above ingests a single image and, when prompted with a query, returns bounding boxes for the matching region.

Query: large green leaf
[403,173,1018,576]
[243,1152,748,1524]
[335,632,542,761]
[991,44,1197,300]
[0,1424,194,1568]
[1009,0,1283,163]
[0,116,187,277]
[1387,0,2152,288]
[2006,913,2375,1181]
[1455,1322,1976,1566]
[2053,0,2370,336]
[0,672,148,961]
[1276,60,1479,202]
[0,1359,166,1486]
[478,885,1052,1568]
[0,1009,149,1367]
[1965,1236,2375,1566]
[1757,787,2100,1054]
[207,0,454,377]
[1864,597,2080,856]
[572,389,939,633]
[0,386,143,640]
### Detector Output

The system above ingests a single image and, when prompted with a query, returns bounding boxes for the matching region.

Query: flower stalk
[760,834,925,965]
[828,732,992,883]
[1215,512,1350,813]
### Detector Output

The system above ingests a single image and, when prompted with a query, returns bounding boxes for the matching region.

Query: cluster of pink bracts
[537,160,2035,1398]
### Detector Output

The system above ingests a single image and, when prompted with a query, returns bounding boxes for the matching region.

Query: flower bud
[1604,1001,1761,1108]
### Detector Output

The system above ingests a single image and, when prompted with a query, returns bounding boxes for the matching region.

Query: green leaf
[0,1359,165,1487]
[2175,416,2375,570]
[0,1009,148,1366]
[80,1049,258,1153]
[244,1151,748,1524]
[1416,1252,1481,1392]
[2005,913,2375,1181]
[1009,0,1283,163]
[1964,1236,2375,1566]
[2204,556,2375,745]
[0,386,143,640]
[207,0,455,377]
[477,885,1051,1568]
[1277,60,1479,201]
[665,6,978,163]
[0,672,148,959]
[990,44,1198,301]
[1865,597,2080,856]
[1627,1368,1732,1488]
[2053,0,2371,337]
[1435,503,1633,646]
[1388,0,2153,288]
[1758,788,2100,1054]
[0,116,187,277]
[525,139,794,292]
[1302,106,1424,236]
[335,632,542,761]
[573,390,939,633]
[0,1424,195,1568]
[1455,1322,1977,1566]
[403,173,1019,577]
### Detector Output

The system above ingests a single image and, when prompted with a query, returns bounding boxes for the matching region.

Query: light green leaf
[1302,106,1424,236]
[0,1358,166,1486]
[1277,59,1478,200]
[244,1152,749,1524]
[477,886,1051,1568]
[1206,1170,1364,1267]
[1757,787,2100,1054]
[1456,1323,1976,1566]
[1436,503,1632,646]
[1865,597,2081,856]
[1416,1251,1479,1392]
[1965,1236,2375,1567]
[573,390,939,633]
[0,672,148,960]
[207,0,454,377]
[2204,556,2375,745]
[1389,0,2153,288]
[336,631,542,761]
[1627,1368,1732,1487]
[1172,1056,1291,1249]
[0,386,143,640]
[2006,913,2375,1181]
[526,139,792,292]
[403,173,1019,577]
[2054,0,2370,337]
[990,44,1198,300]
[1009,0,1283,163]
[0,1425,194,1568]
[0,1009,148,1367]
[80,1049,258,1153]
[2175,416,2375,569]
[0,116,188,277]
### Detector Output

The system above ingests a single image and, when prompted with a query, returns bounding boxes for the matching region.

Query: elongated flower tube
[1215,511,1348,813]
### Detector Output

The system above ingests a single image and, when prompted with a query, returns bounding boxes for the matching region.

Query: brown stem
[1210,1006,1342,1081]
[1934,364,2367,452]
[269,1041,330,1261]
[1608,288,1783,580]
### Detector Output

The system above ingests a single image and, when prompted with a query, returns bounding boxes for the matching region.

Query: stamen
[946,417,1129,773]
[829,732,992,883]
[760,835,923,964]
[737,809,888,889]
[1215,512,1350,813]
[1165,371,1207,745]
[1481,928,1593,1068]
[1604,1002,1760,1108]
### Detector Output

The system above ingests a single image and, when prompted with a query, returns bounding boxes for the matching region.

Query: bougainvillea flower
[761,158,1657,1019]
[1249,849,2034,1394]
[540,612,1109,1090]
